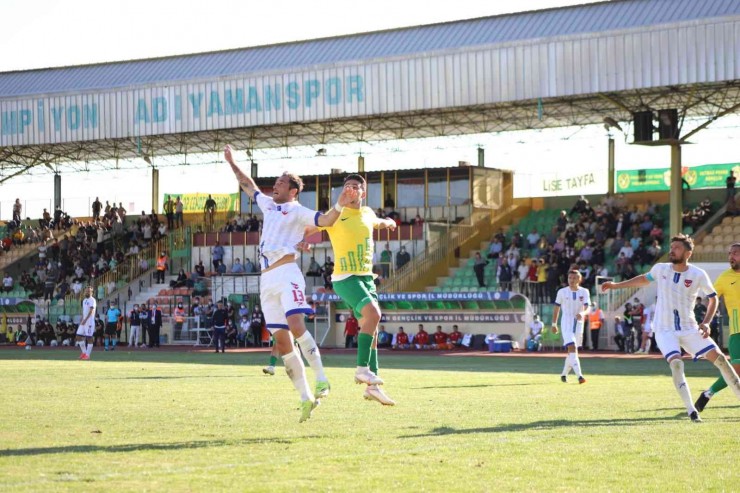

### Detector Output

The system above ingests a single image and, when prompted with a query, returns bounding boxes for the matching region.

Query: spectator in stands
[526,229,540,249]
[571,195,590,216]
[244,258,257,273]
[2,273,12,293]
[727,171,737,203]
[377,325,392,348]
[432,326,450,349]
[230,258,245,274]
[170,269,188,288]
[238,315,250,346]
[175,197,184,228]
[322,257,334,289]
[487,237,503,259]
[211,241,224,271]
[155,252,168,283]
[395,246,411,270]
[194,260,205,278]
[393,327,410,349]
[556,210,569,232]
[473,252,488,288]
[413,324,430,350]
[411,214,424,227]
[12,199,22,223]
[225,318,238,348]
[250,304,265,348]
[379,244,392,278]
[343,313,358,348]
[306,256,322,277]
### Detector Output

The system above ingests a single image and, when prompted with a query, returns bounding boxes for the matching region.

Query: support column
[477,147,485,167]
[358,155,365,173]
[607,138,615,196]
[53,173,61,211]
[152,168,159,214]
[669,144,682,238]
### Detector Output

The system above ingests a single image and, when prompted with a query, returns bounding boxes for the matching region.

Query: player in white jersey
[550,270,590,384]
[74,286,96,360]
[636,299,655,354]
[225,145,358,423]
[602,234,740,422]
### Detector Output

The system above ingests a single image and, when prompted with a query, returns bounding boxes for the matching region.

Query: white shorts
[643,323,653,335]
[260,263,313,333]
[655,329,718,361]
[76,324,94,338]
[561,321,585,347]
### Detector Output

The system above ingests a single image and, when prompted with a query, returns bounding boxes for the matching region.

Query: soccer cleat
[578,376,587,384]
[560,375,567,383]
[78,353,86,360]
[694,391,711,413]
[689,411,702,423]
[80,354,90,360]
[299,399,320,423]
[354,367,384,386]
[315,381,331,398]
[363,385,396,406]
[262,366,275,376]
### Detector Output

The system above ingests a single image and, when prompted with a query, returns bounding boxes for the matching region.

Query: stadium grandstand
[1,0,739,353]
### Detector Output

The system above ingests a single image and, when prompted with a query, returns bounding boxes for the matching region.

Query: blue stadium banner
[379,313,525,323]
[313,291,514,302]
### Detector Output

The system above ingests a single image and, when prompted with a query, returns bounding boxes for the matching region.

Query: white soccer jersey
[81,296,97,328]
[554,286,591,332]
[254,191,320,270]
[646,263,716,332]
[642,305,654,332]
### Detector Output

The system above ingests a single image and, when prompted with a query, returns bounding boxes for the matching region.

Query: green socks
[709,377,727,395]
[357,333,374,367]
[269,355,278,366]
[369,347,379,375]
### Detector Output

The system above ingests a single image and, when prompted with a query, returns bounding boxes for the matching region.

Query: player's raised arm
[224,145,260,198]
[315,186,359,227]
[601,274,651,293]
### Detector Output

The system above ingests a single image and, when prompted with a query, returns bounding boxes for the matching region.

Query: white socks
[568,353,583,378]
[86,343,93,356]
[669,359,696,414]
[77,340,86,354]
[296,332,327,382]
[561,358,572,376]
[713,356,740,399]
[282,350,312,402]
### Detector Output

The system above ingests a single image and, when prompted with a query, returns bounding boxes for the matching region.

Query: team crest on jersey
[684,279,693,288]
[282,211,288,215]
[579,296,584,302]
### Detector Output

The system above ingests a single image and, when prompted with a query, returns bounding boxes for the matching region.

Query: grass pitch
[0,348,738,492]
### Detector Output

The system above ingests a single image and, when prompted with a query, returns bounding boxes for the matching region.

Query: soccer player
[602,235,740,422]
[695,242,740,411]
[225,145,357,422]
[550,270,590,384]
[314,174,397,406]
[75,286,96,360]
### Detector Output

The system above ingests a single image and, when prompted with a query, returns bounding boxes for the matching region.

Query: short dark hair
[670,233,694,251]
[282,172,304,193]
[343,174,366,188]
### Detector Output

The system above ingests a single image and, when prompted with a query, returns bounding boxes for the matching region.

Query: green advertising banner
[616,163,740,193]
[163,193,239,213]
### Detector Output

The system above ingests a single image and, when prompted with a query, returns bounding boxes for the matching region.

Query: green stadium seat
[429,301,446,310]
[411,301,429,310]
[396,301,413,310]
[462,301,479,310]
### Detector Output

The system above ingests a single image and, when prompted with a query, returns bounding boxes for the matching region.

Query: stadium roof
[0,0,738,98]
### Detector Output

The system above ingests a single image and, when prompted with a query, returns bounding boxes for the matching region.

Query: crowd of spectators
[482,193,716,303]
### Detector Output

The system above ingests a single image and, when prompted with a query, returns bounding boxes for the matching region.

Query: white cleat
[363,384,396,406]
[262,366,275,376]
[354,367,384,386]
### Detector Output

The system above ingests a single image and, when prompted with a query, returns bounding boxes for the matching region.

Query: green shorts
[728,333,740,364]
[332,276,378,319]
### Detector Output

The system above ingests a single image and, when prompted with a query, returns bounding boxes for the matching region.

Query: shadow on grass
[0,347,725,377]
[107,375,246,380]
[400,415,740,438]
[0,435,309,457]
[410,383,544,390]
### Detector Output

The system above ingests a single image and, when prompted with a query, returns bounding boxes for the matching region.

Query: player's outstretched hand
[337,186,359,207]
[224,145,249,182]
[296,241,312,253]
[698,323,711,339]
[385,218,397,231]
[600,281,614,293]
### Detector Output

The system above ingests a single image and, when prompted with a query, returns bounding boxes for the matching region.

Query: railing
[379,203,523,293]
